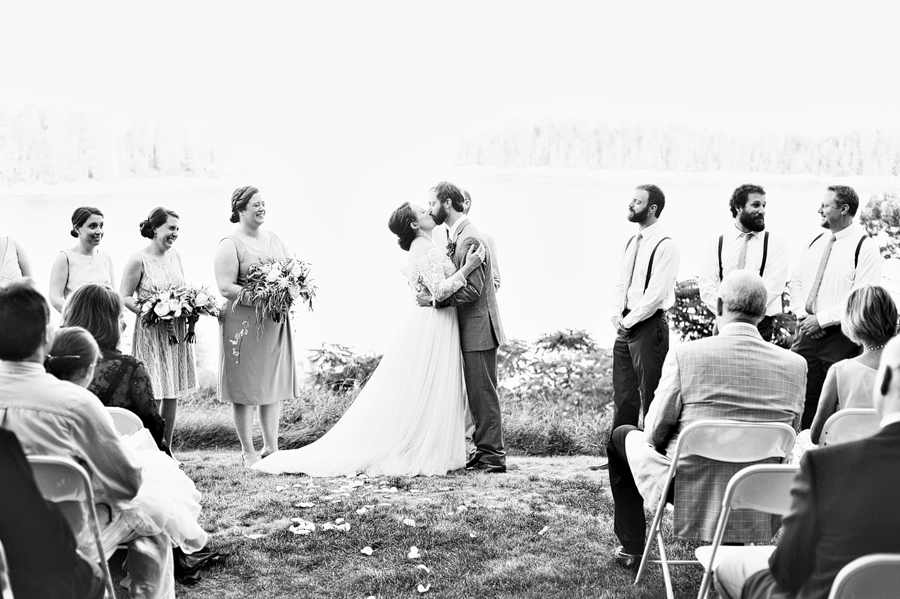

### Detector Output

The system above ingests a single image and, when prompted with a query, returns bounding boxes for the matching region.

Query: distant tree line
[457,122,900,176]
[0,105,242,185]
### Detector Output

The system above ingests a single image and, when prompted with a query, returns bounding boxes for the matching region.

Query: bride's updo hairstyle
[388,202,418,252]
[139,207,179,239]
[45,326,100,382]
[230,186,259,223]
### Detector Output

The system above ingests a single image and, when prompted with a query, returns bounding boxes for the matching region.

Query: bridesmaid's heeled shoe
[260,448,277,460]
[241,452,260,468]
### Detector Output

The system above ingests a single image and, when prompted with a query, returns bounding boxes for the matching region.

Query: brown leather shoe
[614,547,641,570]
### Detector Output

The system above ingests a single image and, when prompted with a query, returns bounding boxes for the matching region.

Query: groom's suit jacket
[436,220,506,352]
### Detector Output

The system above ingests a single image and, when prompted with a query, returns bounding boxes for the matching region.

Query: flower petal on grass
[417,583,431,593]
[438,487,452,491]
[416,564,430,573]
[407,546,420,559]
[402,518,416,527]
[537,526,549,536]
[275,486,287,491]
[242,533,266,539]
[469,532,478,538]
[360,546,374,556]
[294,502,315,508]
[356,507,368,516]
[335,518,345,524]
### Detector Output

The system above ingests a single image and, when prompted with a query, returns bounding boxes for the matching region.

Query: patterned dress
[131,249,197,399]
[219,232,295,406]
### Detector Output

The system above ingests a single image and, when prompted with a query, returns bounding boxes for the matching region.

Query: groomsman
[699,184,789,341]
[790,185,882,428]
[611,184,680,429]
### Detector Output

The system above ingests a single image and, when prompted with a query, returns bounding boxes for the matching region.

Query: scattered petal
[537,526,549,536]
[294,502,315,508]
[403,518,416,527]
[360,546,374,556]
[457,505,468,512]
[468,531,478,538]
[407,546,421,559]
[242,533,265,539]
[416,564,431,573]
[321,495,334,500]
[409,489,421,494]
[288,525,312,535]
[356,507,369,516]
[275,486,287,491]
[389,487,399,493]
[417,583,431,593]
[335,523,351,532]
[438,487,452,491]
[378,503,392,508]
[364,504,375,509]
[321,523,335,531]
[335,518,345,524]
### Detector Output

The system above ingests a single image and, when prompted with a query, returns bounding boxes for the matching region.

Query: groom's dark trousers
[463,347,505,467]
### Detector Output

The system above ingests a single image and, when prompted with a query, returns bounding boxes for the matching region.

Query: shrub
[307,343,382,392]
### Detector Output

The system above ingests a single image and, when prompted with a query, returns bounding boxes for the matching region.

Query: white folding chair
[694,464,800,599]
[828,553,900,599]
[634,420,797,599]
[820,409,880,447]
[106,406,143,436]
[27,456,116,599]
[0,538,12,599]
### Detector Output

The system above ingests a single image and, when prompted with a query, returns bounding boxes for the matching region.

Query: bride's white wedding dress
[253,246,467,476]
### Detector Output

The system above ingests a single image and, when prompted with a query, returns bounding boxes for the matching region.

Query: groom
[418,181,508,473]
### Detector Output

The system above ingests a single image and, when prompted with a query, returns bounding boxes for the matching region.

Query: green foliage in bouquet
[238,258,316,337]
[308,343,383,393]
[498,329,613,413]
[136,284,220,344]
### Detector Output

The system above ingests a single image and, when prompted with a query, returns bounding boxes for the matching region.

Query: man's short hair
[828,185,860,216]
[0,280,49,360]
[720,271,767,320]
[729,184,766,218]
[462,188,472,215]
[431,181,466,212]
[636,184,666,217]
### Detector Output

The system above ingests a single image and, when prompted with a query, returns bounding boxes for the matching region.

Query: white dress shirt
[698,225,790,317]
[789,223,883,327]
[611,221,681,329]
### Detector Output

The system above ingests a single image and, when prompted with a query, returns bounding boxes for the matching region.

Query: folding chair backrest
[675,420,796,464]
[106,406,143,436]
[27,456,116,599]
[828,553,900,599]
[724,464,799,516]
[820,409,880,447]
[0,538,12,599]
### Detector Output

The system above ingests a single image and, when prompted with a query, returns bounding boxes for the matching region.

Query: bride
[253,201,484,476]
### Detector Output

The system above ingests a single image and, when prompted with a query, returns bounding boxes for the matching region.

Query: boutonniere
[446,241,457,258]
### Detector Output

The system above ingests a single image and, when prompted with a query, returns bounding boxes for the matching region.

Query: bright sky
[2,0,899,173]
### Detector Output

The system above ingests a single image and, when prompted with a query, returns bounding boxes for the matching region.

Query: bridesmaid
[0,234,33,282]
[120,207,198,451]
[48,206,116,313]
[214,186,296,467]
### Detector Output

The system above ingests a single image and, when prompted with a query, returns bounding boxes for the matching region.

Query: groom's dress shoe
[466,462,506,474]
[613,547,641,570]
[465,453,483,469]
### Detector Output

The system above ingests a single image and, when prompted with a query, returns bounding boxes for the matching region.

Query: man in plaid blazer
[607,271,807,568]
[420,182,507,473]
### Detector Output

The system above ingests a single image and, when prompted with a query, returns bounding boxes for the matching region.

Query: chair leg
[697,567,712,599]
[635,497,668,584]
[658,532,675,599]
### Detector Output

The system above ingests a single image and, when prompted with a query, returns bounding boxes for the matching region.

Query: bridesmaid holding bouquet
[121,207,197,450]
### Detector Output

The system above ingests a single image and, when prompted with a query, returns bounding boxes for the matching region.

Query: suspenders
[625,235,672,292]
[807,232,867,268]
[717,231,769,281]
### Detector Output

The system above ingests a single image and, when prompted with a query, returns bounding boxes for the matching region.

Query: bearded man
[698,184,790,341]
[610,184,680,429]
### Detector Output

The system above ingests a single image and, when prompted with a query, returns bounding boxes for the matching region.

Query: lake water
[3,167,898,373]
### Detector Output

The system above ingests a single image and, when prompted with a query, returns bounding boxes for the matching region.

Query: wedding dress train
[253,247,467,476]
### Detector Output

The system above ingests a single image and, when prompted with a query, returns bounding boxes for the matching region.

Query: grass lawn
[162,451,714,599]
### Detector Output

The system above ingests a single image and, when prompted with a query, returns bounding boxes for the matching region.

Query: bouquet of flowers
[178,285,221,343]
[136,284,221,344]
[136,285,185,345]
[237,258,316,337]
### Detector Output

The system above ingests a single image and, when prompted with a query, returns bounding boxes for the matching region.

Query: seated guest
[607,271,807,568]
[809,285,897,444]
[0,428,101,599]
[0,279,175,599]
[61,283,168,451]
[715,335,900,599]
[47,325,209,554]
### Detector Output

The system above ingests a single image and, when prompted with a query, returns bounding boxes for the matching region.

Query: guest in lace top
[61,283,168,451]
[809,285,898,443]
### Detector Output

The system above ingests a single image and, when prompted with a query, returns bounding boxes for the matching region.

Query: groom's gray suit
[436,219,507,468]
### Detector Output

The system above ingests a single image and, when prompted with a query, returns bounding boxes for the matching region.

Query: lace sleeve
[416,249,466,302]
[127,363,168,450]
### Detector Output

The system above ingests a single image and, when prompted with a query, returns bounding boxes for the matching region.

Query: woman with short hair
[809,284,898,443]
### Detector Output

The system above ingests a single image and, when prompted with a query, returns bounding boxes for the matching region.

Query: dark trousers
[791,326,861,429]
[463,347,505,467]
[607,425,674,554]
[612,310,669,429]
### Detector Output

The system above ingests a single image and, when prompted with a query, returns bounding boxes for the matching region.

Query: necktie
[624,233,643,297]
[805,234,837,314]
[736,232,751,270]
